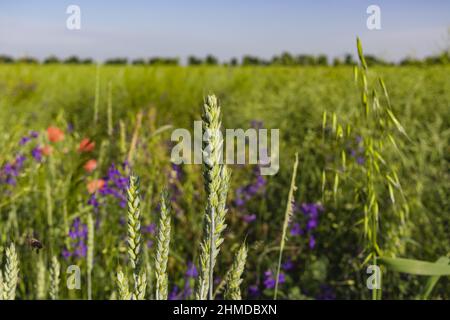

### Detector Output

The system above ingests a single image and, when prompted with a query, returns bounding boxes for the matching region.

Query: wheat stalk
[107,81,113,137]
[133,271,147,300]
[3,243,19,300]
[93,64,100,125]
[155,191,171,300]
[224,243,248,300]
[0,270,3,300]
[196,95,230,300]
[274,153,299,299]
[126,174,148,300]
[36,256,46,299]
[127,175,142,272]
[117,270,131,300]
[49,256,60,300]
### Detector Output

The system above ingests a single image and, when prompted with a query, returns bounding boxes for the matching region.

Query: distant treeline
[1,52,449,66]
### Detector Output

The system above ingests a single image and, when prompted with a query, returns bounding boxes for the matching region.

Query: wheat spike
[155,191,171,300]
[224,243,248,300]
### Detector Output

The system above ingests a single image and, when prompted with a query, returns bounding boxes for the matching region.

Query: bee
[26,236,43,253]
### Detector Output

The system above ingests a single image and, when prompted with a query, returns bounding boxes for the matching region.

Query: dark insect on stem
[26,236,44,253]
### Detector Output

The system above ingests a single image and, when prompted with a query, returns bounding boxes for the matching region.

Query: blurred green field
[0,64,448,300]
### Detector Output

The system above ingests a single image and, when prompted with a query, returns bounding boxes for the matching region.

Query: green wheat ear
[0,270,3,300]
[127,174,142,271]
[155,191,172,300]
[117,270,131,300]
[49,256,61,300]
[224,243,248,300]
[196,94,231,300]
[126,174,148,300]
[2,243,19,300]
[36,256,46,299]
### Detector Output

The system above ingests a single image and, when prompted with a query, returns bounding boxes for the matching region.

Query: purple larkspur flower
[263,270,285,289]
[64,217,88,259]
[1,155,26,185]
[248,285,260,297]
[356,156,365,165]
[234,166,266,207]
[31,146,43,162]
[309,235,316,249]
[143,223,156,234]
[146,240,154,248]
[301,203,323,232]
[242,214,257,223]
[62,248,71,259]
[19,131,39,146]
[169,285,180,300]
[19,136,31,145]
[290,222,303,236]
[186,262,198,278]
[282,259,295,271]
[88,162,129,211]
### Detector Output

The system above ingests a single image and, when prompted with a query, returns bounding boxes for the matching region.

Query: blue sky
[0,0,449,62]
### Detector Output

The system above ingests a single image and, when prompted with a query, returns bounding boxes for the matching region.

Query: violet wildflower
[301,203,323,232]
[282,259,295,271]
[348,135,365,166]
[142,223,156,235]
[290,222,303,236]
[248,285,260,297]
[309,235,316,249]
[234,166,266,207]
[242,214,257,223]
[1,155,26,185]
[185,261,198,278]
[169,285,180,300]
[63,217,88,259]
[263,270,285,289]
[19,131,38,146]
[87,163,129,211]
[19,136,31,146]
[31,147,43,162]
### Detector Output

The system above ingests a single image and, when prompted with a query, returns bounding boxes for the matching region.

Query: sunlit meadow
[0,40,449,300]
